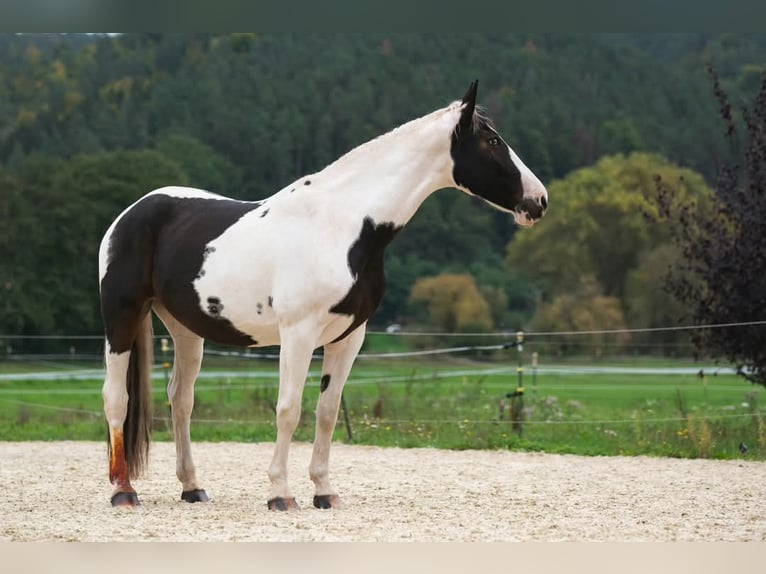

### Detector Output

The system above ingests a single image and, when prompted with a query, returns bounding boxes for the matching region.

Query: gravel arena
[1,440,765,542]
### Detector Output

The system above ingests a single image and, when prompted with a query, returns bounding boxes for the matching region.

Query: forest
[1,33,765,353]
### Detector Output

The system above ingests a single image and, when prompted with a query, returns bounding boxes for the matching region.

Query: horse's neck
[314,104,460,226]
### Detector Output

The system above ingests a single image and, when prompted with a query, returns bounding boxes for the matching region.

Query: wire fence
[0,395,761,428]
[4,318,764,359]
[1,320,764,445]
[5,318,764,340]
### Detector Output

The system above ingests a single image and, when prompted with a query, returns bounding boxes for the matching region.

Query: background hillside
[1,33,764,351]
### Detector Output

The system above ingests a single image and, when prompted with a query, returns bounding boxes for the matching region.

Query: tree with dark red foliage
[655,66,766,387]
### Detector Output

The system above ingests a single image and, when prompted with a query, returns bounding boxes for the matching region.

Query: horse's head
[450,81,548,227]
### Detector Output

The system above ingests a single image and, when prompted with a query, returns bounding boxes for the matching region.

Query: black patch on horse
[450,110,524,212]
[100,193,261,351]
[320,374,331,393]
[207,297,224,317]
[330,216,401,342]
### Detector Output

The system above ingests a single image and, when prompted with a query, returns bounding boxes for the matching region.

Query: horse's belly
[190,264,355,348]
[186,297,355,349]
[191,282,280,346]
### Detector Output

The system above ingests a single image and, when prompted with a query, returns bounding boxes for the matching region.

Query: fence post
[340,392,353,442]
[160,337,171,386]
[160,337,171,431]
[504,331,525,437]
[516,331,524,391]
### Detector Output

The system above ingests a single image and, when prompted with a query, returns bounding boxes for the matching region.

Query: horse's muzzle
[514,196,547,226]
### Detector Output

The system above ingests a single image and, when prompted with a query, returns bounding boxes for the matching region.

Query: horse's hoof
[267,497,300,511]
[111,491,140,507]
[313,494,341,509]
[181,489,210,503]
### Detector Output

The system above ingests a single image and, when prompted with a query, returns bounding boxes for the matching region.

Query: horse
[98,81,548,510]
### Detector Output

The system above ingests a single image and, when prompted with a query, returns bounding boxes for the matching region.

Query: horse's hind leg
[102,307,154,507]
[153,304,209,502]
[309,323,366,509]
[103,346,137,506]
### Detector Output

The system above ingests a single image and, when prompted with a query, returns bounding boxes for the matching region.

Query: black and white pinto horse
[98,81,548,510]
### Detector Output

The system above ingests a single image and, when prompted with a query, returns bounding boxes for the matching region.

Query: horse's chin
[512,210,536,227]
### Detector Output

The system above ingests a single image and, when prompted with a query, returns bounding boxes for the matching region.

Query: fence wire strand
[1,396,762,428]
[2,319,765,438]
[3,318,766,342]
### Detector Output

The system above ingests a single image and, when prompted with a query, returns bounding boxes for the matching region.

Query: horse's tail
[124,311,154,478]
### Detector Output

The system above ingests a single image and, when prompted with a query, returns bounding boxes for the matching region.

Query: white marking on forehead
[507,145,547,201]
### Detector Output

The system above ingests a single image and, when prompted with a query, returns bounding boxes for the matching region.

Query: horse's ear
[458,80,478,132]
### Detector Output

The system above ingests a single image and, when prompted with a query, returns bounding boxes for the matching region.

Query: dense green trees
[506,153,713,297]
[505,153,713,350]
[1,150,187,345]
[0,33,764,352]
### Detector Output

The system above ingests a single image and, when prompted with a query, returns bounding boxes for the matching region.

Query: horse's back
[100,186,254,275]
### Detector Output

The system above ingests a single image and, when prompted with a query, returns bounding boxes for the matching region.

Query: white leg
[154,305,208,501]
[310,323,366,509]
[103,347,131,437]
[103,347,133,497]
[267,324,317,510]
[101,307,154,507]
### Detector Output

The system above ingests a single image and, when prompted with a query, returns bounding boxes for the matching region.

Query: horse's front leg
[310,323,366,509]
[267,324,316,511]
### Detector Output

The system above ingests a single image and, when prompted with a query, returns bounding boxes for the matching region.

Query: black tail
[123,313,154,478]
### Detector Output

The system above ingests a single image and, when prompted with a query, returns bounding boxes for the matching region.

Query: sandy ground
[1,440,764,542]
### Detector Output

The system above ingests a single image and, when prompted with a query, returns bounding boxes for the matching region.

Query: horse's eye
[488,137,499,147]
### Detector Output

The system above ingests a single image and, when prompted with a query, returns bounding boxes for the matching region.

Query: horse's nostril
[540,196,548,210]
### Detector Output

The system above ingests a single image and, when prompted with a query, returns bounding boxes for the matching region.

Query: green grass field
[1,352,764,460]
